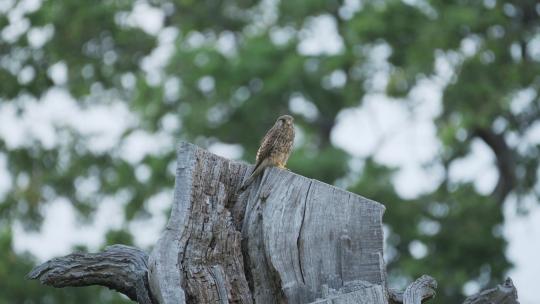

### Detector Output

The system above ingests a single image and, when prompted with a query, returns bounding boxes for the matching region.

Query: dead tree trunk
[28,142,519,304]
[148,142,386,303]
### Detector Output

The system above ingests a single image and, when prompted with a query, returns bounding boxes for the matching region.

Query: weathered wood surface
[27,245,154,303]
[148,141,252,304]
[35,142,529,304]
[462,278,519,304]
[148,142,386,304]
[308,280,386,304]
[389,275,437,304]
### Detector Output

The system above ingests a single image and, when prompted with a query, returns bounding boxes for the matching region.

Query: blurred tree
[1,0,539,302]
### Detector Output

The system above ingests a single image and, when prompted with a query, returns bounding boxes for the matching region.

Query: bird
[240,115,295,191]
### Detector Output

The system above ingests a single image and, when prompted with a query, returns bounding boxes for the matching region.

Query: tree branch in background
[473,127,516,203]
[27,245,155,304]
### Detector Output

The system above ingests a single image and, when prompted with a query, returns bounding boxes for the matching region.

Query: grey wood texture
[26,142,523,304]
[308,280,387,304]
[462,278,519,304]
[388,275,437,304]
[148,142,386,304]
[27,245,154,304]
[241,163,386,303]
[148,142,252,304]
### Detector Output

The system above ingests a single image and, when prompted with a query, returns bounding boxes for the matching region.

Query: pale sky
[1,2,539,303]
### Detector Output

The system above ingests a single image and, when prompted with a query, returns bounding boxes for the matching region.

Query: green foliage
[1,0,539,302]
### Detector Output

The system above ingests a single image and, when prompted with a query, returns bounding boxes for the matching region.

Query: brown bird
[240,115,295,191]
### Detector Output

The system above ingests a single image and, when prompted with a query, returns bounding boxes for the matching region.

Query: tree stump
[149,142,385,304]
[28,142,519,303]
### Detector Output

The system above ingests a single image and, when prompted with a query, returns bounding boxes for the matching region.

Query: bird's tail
[240,159,268,191]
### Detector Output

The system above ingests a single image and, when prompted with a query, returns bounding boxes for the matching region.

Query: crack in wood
[297,179,313,285]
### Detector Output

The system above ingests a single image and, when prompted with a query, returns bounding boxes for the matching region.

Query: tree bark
[388,275,437,304]
[148,142,386,304]
[462,278,519,304]
[27,245,155,303]
[27,142,519,304]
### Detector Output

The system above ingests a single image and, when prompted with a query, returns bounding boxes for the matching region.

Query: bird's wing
[253,125,278,171]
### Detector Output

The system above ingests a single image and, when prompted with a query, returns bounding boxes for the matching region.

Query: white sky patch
[0,101,33,149]
[270,26,295,46]
[18,65,35,84]
[40,88,136,153]
[13,197,124,262]
[0,154,12,201]
[0,88,136,152]
[75,175,102,202]
[339,0,363,20]
[158,26,179,47]
[374,107,439,167]
[332,91,442,198]
[1,15,30,43]
[528,34,540,62]
[510,88,536,115]
[448,139,499,194]
[185,31,206,49]
[334,79,442,163]
[460,35,482,57]
[462,280,481,297]
[418,218,441,236]
[408,240,428,259]
[362,43,392,92]
[129,2,164,35]
[289,93,319,122]
[140,27,177,86]
[322,70,347,89]
[198,76,215,93]
[1,0,42,42]
[393,163,444,199]
[383,225,398,263]
[27,24,54,49]
[160,112,181,132]
[19,0,42,13]
[504,196,540,304]
[0,0,15,14]
[297,15,344,56]
[128,190,172,249]
[293,125,305,148]
[408,79,443,118]
[0,94,62,149]
[208,142,244,160]
[120,130,175,164]
[332,96,401,158]
[434,50,460,85]
[71,103,136,153]
[216,31,237,57]
[243,0,279,36]
[47,61,68,85]
[135,164,151,183]
[256,0,279,28]
[523,120,540,145]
